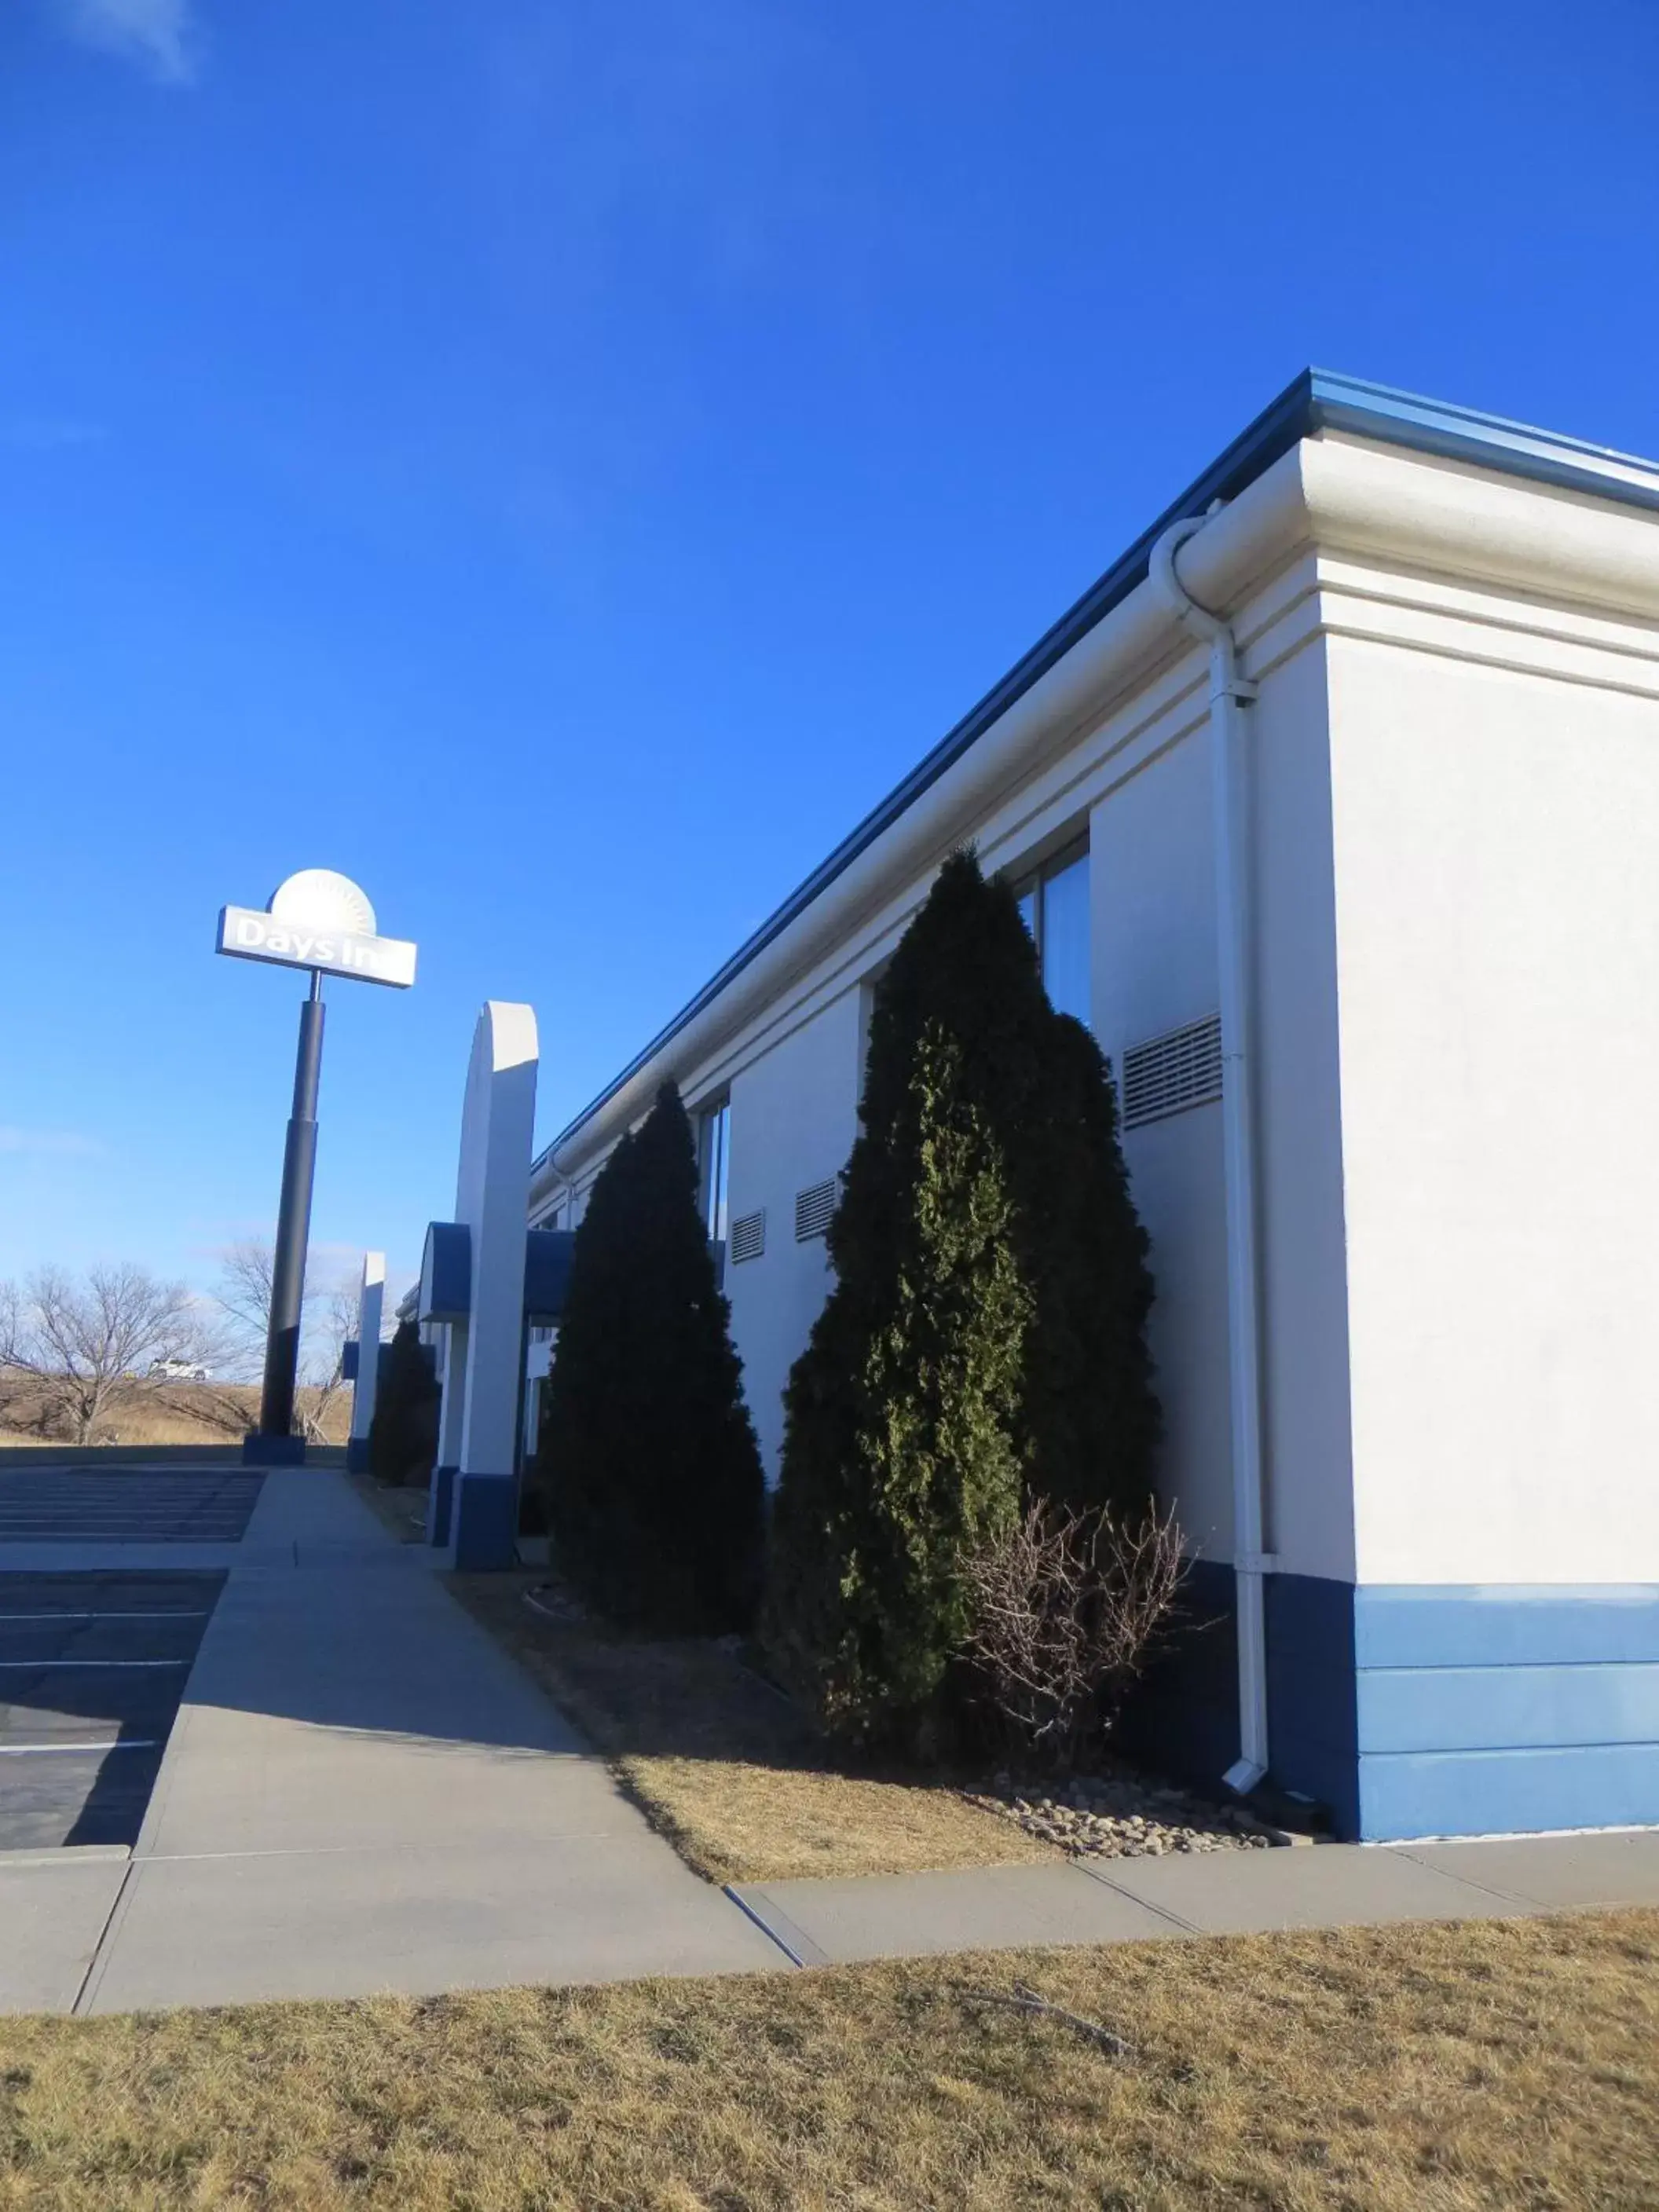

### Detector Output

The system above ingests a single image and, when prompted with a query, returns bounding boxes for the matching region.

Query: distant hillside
[0,1368,352,1448]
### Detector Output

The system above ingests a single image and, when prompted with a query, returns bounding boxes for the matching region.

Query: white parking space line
[0,1612,210,1623]
[0,1741,161,1755]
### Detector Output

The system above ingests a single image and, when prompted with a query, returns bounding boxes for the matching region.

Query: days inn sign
[217,870,417,989]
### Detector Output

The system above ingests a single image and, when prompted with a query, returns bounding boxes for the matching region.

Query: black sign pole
[258,969,326,1441]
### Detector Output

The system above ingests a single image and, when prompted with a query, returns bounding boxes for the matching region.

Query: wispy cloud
[0,1127,104,1157]
[53,0,199,86]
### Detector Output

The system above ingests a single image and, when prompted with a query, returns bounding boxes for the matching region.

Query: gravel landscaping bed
[965,1765,1281,1856]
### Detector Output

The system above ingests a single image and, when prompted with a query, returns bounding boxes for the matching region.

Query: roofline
[533,368,1659,1179]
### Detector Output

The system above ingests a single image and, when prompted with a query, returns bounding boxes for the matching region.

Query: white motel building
[523,372,1659,1846]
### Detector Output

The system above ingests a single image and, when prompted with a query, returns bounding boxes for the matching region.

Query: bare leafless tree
[212,1237,364,1440]
[0,1281,24,1430]
[214,1236,336,1370]
[298,1280,357,1441]
[215,1236,281,1353]
[961,1500,1188,1769]
[0,1264,215,1445]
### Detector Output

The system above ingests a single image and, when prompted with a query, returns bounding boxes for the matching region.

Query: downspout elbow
[1148,513,1224,640]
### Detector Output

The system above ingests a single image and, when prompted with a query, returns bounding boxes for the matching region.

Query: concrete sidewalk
[3,1468,781,2013]
[5,1464,1657,2015]
[728,1826,1659,1966]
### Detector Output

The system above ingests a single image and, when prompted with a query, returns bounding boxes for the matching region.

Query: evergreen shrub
[764,847,1159,1748]
[368,1319,440,1487]
[537,1079,766,1635]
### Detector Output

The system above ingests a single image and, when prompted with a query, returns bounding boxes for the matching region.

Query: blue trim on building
[1353,1582,1659,1841]
[1266,1573,1360,1837]
[533,371,1659,1177]
[1116,1558,1240,1795]
[1354,1583,1659,1669]
[1122,1569,1659,1842]
[451,1473,518,1572]
[1360,1746,1659,1842]
[419,1221,471,1324]
[1361,1662,1659,1756]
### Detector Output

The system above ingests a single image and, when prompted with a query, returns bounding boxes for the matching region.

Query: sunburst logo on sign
[217,870,416,988]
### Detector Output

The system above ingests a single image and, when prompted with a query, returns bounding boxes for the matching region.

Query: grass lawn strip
[445,1567,1060,1884]
[1,1912,1655,2208]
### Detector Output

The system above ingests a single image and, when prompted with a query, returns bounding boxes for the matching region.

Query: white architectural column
[426,1318,468,1546]
[343,1251,386,1474]
[449,1002,538,1568]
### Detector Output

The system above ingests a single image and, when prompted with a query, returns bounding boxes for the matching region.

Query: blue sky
[3,0,1657,1309]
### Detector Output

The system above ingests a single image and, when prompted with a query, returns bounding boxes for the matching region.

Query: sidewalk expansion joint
[1069,1859,1203,1931]
[1385,1845,1544,1912]
[722,1887,819,1968]
[71,1858,137,2018]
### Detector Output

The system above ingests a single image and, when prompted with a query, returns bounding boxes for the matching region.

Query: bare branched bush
[961,1499,1187,1768]
[0,1264,215,1444]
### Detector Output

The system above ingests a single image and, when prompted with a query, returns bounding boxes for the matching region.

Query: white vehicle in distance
[148,1357,212,1382]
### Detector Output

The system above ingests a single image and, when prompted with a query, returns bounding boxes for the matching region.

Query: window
[1011,837,1090,1025]
[697,1097,731,1241]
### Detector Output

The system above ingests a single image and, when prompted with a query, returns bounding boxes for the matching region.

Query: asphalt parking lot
[0,1569,225,1850]
[0,1467,265,1544]
[0,1468,255,1853]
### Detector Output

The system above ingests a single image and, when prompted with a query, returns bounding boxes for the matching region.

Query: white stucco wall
[1250,633,1357,1584]
[1090,730,1231,1558]
[722,990,864,1478]
[1329,626,1659,1585]
[1091,621,1356,1583]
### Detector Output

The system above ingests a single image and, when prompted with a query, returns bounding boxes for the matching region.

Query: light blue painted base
[1126,1568,1659,1843]
[242,1434,306,1467]
[451,1472,517,1571]
[344,1437,372,1474]
[427,1463,456,1547]
[1354,1584,1659,1840]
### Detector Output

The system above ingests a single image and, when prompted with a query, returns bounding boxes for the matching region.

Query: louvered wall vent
[1120,1013,1223,1130]
[730,1208,767,1264]
[794,1177,837,1242]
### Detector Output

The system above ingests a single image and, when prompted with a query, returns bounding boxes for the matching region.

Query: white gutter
[1148,507,1274,1796]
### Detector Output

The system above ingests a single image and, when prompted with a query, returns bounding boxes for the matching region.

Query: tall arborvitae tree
[1014,995,1161,1518]
[764,847,1159,1744]
[764,1022,1031,1745]
[537,1079,766,1635]
[368,1319,440,1486]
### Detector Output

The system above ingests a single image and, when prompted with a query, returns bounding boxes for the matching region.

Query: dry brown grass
[0,1375,350,1451]
[2,1911,1655,2209]
[446,1569,1057,1884]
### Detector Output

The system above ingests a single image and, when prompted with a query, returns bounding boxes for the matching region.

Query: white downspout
[1148,509,1274,1796]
